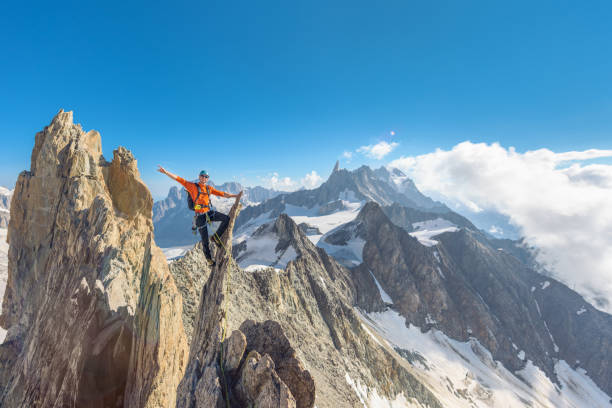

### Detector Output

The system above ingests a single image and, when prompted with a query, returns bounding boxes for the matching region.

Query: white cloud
[260,170,324,191]
[261,172,297,191]
[342,151,353,160]
[357,141,399,160]
[301,170,323,189]
[389,142,612,312]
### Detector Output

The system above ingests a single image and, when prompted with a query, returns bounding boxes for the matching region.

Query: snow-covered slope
[0,228,8,342]
[233,189,365,270]
[234,221,298,269]
[0,186,11,199]
[0,187,12,229]
[0,186,12,341]
[161,244,195,261]
[359,307,612,408]
[285,190,364,244]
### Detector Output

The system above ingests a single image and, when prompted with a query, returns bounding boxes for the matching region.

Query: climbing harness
[192,211,213,235]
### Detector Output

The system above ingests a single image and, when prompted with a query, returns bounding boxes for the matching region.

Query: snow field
[359,308,611,408]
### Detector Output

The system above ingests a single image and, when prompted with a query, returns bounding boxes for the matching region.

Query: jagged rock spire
[332,160,340,173]
[0,111,187,407]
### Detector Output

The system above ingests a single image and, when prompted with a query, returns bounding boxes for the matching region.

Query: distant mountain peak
[332,160,340,173]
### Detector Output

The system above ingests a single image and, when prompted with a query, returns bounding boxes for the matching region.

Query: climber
[157,165,242,266]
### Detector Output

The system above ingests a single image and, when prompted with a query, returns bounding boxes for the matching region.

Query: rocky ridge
[175,196,316,407]
[171,212,443,407]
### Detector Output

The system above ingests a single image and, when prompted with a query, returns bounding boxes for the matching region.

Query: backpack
[187,183,212,211]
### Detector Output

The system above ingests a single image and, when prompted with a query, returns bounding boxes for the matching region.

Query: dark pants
[196,210,230,260]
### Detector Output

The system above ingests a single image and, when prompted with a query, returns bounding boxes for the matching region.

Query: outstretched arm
[210,185,242,199]
[222,191,242,199]
[157,165,179,181]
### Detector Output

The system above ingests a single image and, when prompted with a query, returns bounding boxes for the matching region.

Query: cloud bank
[389,142,612,312]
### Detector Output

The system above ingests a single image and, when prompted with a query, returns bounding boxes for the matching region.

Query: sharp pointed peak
[333,160,340,173]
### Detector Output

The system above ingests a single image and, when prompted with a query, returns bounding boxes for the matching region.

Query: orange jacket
[176,176,226,213]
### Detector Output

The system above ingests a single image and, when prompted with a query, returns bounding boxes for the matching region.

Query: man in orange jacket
[158,165,242,266]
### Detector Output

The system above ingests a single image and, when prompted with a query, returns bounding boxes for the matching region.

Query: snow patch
[409,218,458,247]
[577,307,587,315]
[534,300,542,317]
[542,320,560,353]
[243,264,283,273]
[369,270,393,303]
[425,314,437,325]
[540,281,550,290]
[517,350,525,361]
[161,245,194,260]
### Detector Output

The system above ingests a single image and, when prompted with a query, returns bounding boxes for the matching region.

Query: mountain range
[0,110,610,407]
[185,158,612,406]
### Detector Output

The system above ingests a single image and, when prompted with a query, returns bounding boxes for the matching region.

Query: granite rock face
[0,110,187,407]
[238,319,315,408]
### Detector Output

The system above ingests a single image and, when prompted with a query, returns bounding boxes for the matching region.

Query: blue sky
[1,0,611,198]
